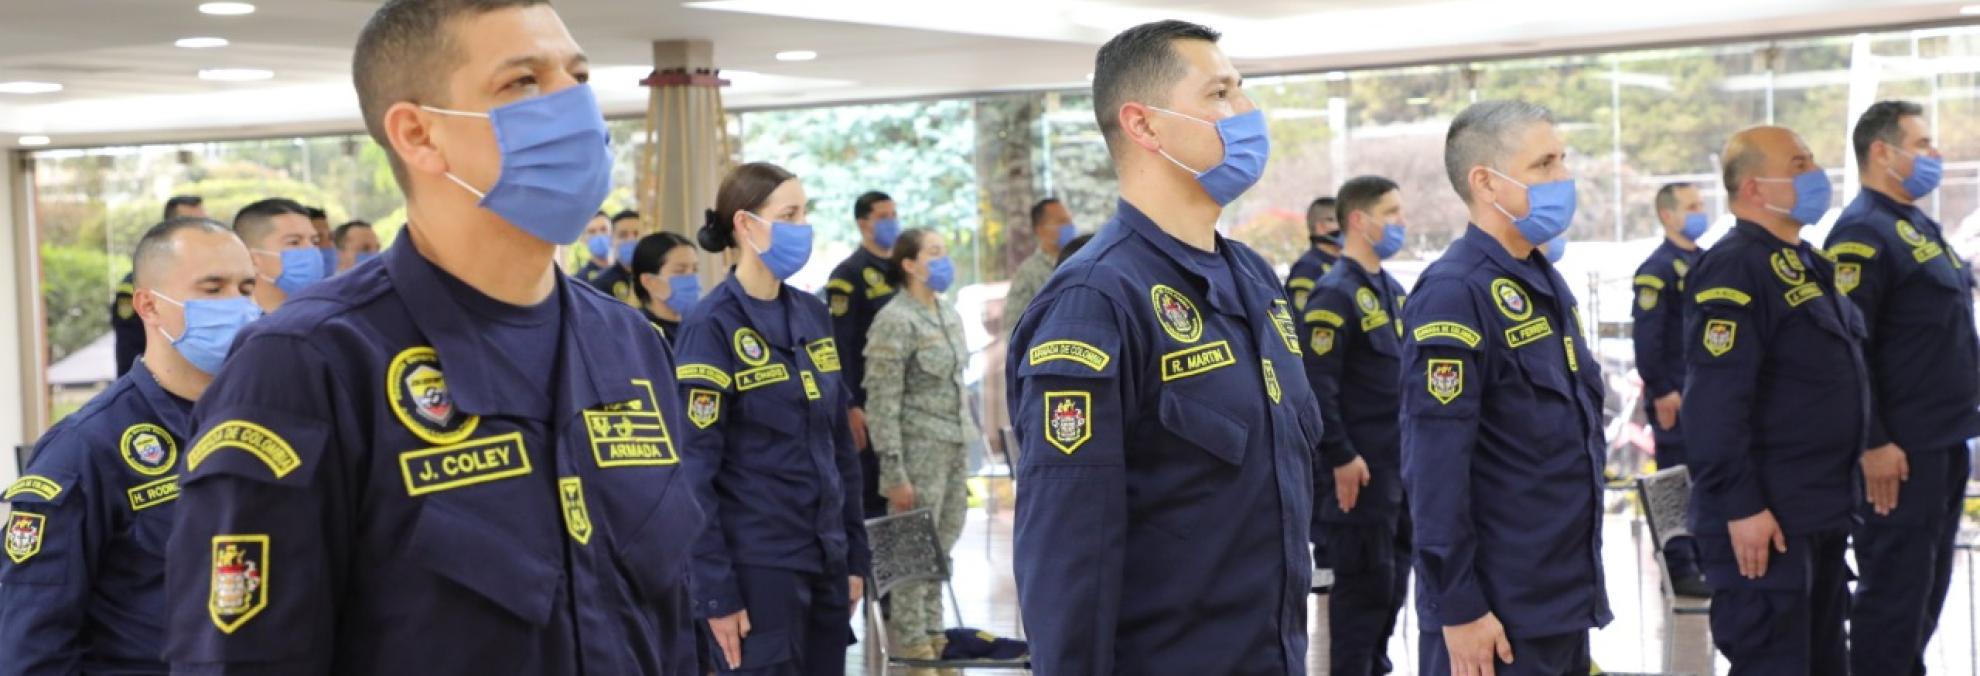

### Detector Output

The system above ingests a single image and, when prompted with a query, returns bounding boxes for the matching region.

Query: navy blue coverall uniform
[163,241,706,675]
[1284,244,1340,312]
[1006,200,1319,675]
[675,275,872,675]
[826,247,895,519]
[1682,219,1869,676]
[1300,257,1409,676]
[112,272,145,377]
[1825,189,1980,676]
[1399,225,1612,676]
[1,361,191,676]
[1630,238,1705,580]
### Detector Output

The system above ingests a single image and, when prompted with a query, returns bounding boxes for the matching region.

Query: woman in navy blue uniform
[631,231,701,342]
[675,162,871,675]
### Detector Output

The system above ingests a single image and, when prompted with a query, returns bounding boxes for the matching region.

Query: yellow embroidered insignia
[559,477,593,545]
[732,328,771,366]
[1310,327,1336,356]
[1043,392,1092,454]
[1637,287,1658,311]
[121,423,178,476]
[1262,359,1282,404]
[1489,278,1532,321]
[1270,299,1301,354]
[1836,263,1861,295]
[687,389,722,429]
[387,347,480,445]
[187,421,302,478]
[1149,285,1204,343]
[1704,319,1737,357]
[583,379,677,468]
[399,432,532,496]
[1427,359,1463,404]
[6,512,44,563]
[209,535,268,633]
[1770,250,1806,286]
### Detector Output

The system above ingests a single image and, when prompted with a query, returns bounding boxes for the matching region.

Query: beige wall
[1,152,38,487]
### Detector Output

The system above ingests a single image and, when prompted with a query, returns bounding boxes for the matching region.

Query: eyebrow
[495,52,590,73]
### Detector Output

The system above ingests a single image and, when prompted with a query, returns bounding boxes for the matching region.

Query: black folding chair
[862,508,1029,673]
[1636,466,1713,670]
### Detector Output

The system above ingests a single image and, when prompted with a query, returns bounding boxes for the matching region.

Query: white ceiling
[0,0,1972,148]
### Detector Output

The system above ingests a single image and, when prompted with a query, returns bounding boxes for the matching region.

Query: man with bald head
[1400,100,1609,676]
[1,217,259,675]
[233,198,327,312]
[1681,125,1866,675]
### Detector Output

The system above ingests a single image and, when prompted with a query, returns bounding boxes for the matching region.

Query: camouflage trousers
[885,440,968,646]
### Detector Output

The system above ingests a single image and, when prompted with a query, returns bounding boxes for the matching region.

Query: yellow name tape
[1160,341,1236,382]
[127,476,180,511]
[736,364,791,391]
[399,432,532,497]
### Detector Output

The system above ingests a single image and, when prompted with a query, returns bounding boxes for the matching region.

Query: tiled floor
[850,497,1980,675]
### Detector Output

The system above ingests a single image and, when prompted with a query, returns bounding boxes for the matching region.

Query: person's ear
[133,289,164,328]
[1468,167,1496,205]
[731,211,756,248]
[638,272,665,298]
[1120,102,1163,153]
[384,102,448,176]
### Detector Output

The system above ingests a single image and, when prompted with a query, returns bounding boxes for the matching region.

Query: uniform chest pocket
[912,343,961,380]
[1156,387,1249,466]
[611,471,703,600]
[1509,335,1576,403]
[408,497,562,627]
[1365,325,1401,357]
[736,383,806,438]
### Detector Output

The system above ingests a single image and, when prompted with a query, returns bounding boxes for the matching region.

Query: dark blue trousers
[1419,629,1588,676]
[703,566,851,676]
[1700,528,1851,676]
[1851,445,1971,676]
[1324,508,1410,676]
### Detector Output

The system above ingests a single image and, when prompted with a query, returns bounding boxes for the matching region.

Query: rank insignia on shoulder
[388,347,480,445]
[1703,319,1737,357]
[209,535,268,633]
[1043,392,1092,455]
[6,512,44,563]
[1149,284,1204,343]
[121,423,179,477]
[1426,359,1463,405]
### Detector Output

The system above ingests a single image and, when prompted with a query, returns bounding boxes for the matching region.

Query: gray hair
[1443,100,1555,203]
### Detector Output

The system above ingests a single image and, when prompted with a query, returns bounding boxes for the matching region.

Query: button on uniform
[1007,200,1319,675]
[1399,225,1611,642]
[1,361,190,676]
[165,242,704,676]
[1682,220,1867,675]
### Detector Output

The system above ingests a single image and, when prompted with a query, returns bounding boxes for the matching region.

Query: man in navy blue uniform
[588,209,644,306]
[113,196,208,376]
[162,2,704,674]
[1682,125,1866,675]
[1299,175,1410,676]
[1006,20,1319,675]
[1826,100,1980,676]
[826,190,900,518]
[1285,195,1339,310]
[1,218,257,676]
[1629,181,1711,598]
[1399,100,1611,676]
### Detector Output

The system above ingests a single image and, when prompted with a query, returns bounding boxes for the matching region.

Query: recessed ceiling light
[198,2,255,15]
[1962,4,1980,15]
[176,37,230,49]
[199,68,274,82]
[0,81,63,94]
[774,50,817,62]
[1325,71,1348,82]
[1085,72,1095,82]
[18,136,51,147]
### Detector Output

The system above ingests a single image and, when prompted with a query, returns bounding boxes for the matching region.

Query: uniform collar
[1731,218,1803,249]
[1655,237,1700,261]
[384,237,637,419]
[1861,187,1933,226]
[127,359,192,436]
[710,275,827,345]
[1116,199,1243,313]
[1457,224,1560,299]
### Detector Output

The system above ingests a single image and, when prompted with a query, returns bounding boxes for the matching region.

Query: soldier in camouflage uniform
[1002,198,1077,336]
[864,228,977,658]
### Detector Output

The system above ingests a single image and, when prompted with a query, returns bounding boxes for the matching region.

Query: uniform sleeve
[1300,289,1358,468]
[168,334,341,675]
[1397,278,1491,627]
[827,266,874,407]
[860,308,912,492]
[672,320,746,618]
[1006,286,1130,675]
[0,466,90,676]
[831,385,872,577]
[1631,261,1681,399]
[1679,267,1770,522]
[111,275,141,377]
[1825,228,1894,449]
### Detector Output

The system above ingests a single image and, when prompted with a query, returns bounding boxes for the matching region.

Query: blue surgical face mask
[153,293,261,375]
[1542,236,1568,263]
[422,84,613,245]
[1488,168,1578,247]
[616,240,638,269]
[1680,212,1710,241]
[1368,221,1406,260]
[664,273,702,316]
[924,256,956,293]
[743,212,815,280]
[1756,169,1832,226]
[255,248,326,295]
[1894,149,1943,199]
[1148,107,1272,206]
[872,218,903,250]
[1055,223,1077,250]
[587,234,611,259]
[320,247,339,276]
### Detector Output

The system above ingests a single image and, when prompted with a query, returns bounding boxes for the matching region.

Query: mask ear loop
[419,105,494,200]
[1144,106,1214,177]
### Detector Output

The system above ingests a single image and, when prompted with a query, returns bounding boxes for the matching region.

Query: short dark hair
[305,207,328,221]
[1306,196,1337,229]
[611,210,642,225]
[854,191,893,222]
[630,232,695,304]
[884,227,940,286]
[1334,176,1399,229]
[1029,198,1062,230]
[332,220,375,248]
[1653,183,1694,216]
[1852,100,1926,168]
[1058,233,1095,267]
[133,217,233,288]
[1092,20,1222,154]
[353,0,549,190]
[233,198,311,247]
[163,195,203,220]
[700,162,798,252]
